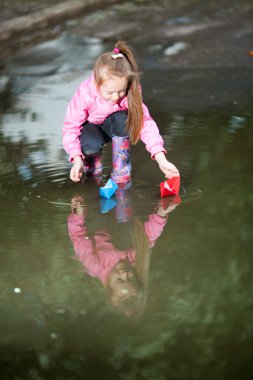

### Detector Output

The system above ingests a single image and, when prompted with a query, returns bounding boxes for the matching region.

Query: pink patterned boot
[111,136,131,184]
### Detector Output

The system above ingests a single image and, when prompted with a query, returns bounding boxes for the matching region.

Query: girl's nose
[112,93,120,101]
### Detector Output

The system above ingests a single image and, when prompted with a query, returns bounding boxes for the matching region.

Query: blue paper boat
[99,178,118,199]
[100,197,118,214]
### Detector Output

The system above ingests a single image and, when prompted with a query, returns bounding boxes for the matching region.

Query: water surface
[0,36,253,380]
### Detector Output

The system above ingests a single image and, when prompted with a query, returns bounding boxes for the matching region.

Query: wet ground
[0,0,253,379]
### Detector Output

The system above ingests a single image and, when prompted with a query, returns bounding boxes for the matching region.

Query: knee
[111,111,128,137]
[81,144,102,156]
[80,125,104,155]
[81,138,103,155]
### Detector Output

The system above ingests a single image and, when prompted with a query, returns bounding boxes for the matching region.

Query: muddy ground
[0,0,253,113]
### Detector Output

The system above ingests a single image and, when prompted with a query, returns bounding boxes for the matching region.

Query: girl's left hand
[159,160,179,179]
[155,152,180,179]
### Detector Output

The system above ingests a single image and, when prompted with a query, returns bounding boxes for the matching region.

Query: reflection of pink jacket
[67,214,167,284]
[62,73,166,161]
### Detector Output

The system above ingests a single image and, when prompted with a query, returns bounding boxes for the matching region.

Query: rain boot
[83,154,103,177]
[111,136,131,184]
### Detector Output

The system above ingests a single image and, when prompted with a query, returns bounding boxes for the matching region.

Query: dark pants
[80,110,128,155]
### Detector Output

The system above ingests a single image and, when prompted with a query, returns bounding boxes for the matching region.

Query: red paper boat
[160,176,180,197]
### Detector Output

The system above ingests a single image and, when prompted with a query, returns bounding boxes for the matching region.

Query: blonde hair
[93,40,144,145]
[105,219,151,319]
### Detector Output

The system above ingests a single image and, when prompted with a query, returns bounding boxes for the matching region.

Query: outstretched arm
[154,152,179,179]
[140,103,179,178]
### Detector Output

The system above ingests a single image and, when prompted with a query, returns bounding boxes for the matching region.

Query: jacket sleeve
[67,214,94,267]
[140,102,167,159]
[144,214,168,248]
[62,81,90,162]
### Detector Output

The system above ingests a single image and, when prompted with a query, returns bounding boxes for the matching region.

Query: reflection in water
[68,187,180,319]
[0,108,253,378]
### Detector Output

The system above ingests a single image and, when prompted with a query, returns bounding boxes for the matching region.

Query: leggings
[80,110,128,155]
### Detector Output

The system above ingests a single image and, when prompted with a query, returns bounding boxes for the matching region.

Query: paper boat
[100,197,118,213]
[160,176,180,197]
[99,178,118,199]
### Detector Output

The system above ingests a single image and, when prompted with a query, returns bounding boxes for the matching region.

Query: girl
[63,40,179,183]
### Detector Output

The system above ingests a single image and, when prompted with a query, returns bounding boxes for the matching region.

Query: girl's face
[99,76,128,104]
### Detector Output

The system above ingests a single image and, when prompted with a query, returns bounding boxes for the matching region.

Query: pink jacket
[62,73,166,161]
[67,213,167,284]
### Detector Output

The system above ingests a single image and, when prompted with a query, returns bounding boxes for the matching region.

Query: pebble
[164,42,188,57]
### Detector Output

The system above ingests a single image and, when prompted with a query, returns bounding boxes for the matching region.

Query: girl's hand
[70,156,83,182]
[155,152,179,179]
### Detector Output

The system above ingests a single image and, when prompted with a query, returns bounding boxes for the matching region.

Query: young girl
[63,40,179,183]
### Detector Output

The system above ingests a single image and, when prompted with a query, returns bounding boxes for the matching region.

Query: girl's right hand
[70,156,83,182]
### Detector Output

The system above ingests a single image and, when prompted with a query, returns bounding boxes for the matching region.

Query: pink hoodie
[67,213,167,284]
[62,73,166,162]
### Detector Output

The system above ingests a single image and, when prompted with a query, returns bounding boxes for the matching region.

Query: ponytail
[114,41,143,145]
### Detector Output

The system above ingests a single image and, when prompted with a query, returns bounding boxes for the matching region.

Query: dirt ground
[0,0,64,22]
[1,0,252,65]
[1,0,253,113]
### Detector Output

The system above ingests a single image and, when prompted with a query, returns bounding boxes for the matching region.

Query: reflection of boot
[111,136,131,184]
[83,154,103,177]
[115,181,133,223]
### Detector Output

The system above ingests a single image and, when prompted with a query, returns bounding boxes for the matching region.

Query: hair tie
[112,47,124,59]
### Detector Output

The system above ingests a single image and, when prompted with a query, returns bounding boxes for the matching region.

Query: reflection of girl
[68,196,179,318]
